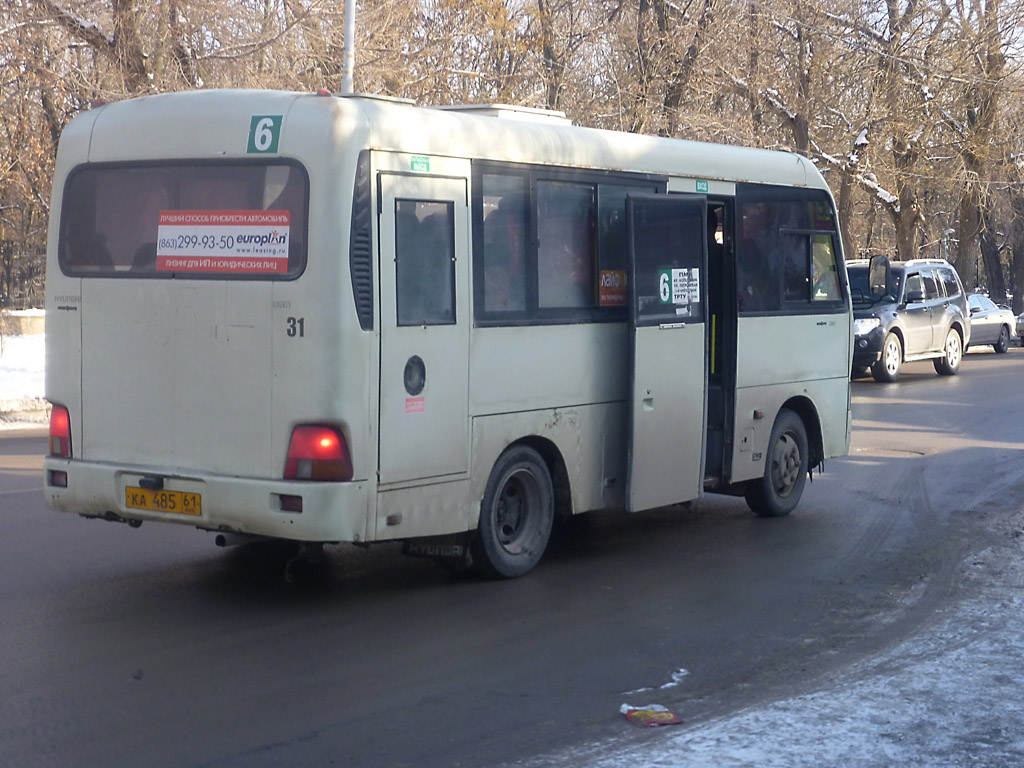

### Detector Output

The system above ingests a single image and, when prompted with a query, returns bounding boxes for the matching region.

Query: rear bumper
[42,457,372,543]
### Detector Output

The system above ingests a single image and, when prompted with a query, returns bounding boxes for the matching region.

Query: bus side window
[810,235,841,302]
[474,163,663,323]
[537,180,595,309]
[395,200,456,326]
[481,174,528,313]
[736,201,780,312]
[738,188,843,312]
[599,184,656,309]
[782,231,809,302]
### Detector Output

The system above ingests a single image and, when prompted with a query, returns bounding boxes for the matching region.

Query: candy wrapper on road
[620,703,684,727]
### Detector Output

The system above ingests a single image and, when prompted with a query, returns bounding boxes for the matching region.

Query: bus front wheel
[745,409,809,518]
[472,446,554,579]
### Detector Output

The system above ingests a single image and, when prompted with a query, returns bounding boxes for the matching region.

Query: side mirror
[970,306,981,315]
[905,290,925,304]
[868,253,890,296]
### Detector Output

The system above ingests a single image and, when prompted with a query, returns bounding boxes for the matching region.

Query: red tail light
[284,425,353,481]
[49,405,72,458]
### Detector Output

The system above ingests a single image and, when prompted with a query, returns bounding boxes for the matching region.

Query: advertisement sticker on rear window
[156,210,290,274]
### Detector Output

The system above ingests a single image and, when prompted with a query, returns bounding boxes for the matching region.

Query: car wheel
[745,409,809,518]
[871,332,901,382]
[995,326,1010,354]
[471,445,554,579]
[934,327,963,375]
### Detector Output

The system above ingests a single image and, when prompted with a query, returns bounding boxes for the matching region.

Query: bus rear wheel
[472,446,554,579]
[745,409,808,518]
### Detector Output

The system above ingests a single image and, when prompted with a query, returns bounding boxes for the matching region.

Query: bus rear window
[59,161,308,278]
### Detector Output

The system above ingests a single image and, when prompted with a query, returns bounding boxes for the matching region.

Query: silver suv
[849,256,971,382]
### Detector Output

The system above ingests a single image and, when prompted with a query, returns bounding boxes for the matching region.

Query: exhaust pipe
[214,532,264,548]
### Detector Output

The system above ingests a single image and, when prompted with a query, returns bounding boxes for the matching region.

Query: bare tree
[3,0,1024,300]
[942,0,1021,300]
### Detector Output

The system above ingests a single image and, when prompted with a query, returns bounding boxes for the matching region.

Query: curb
[0,313,45,335]
[0,398,50,429]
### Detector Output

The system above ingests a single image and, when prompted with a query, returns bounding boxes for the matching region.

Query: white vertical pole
[341,0,356,94]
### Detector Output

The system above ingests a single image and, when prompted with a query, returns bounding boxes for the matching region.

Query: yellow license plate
[125,486,202,516]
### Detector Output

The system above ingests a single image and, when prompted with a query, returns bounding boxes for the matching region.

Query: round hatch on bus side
[404,355,426,396]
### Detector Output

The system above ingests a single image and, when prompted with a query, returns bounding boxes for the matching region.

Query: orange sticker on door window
[599,270,627,306]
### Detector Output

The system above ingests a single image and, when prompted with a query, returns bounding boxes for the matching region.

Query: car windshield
[849,265,902,305]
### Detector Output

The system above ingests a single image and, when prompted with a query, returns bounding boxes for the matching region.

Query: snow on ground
[0,333,47,427]
[542,526,1024,768]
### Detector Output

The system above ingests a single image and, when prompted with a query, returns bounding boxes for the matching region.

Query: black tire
[745,409,809,518]
[933,327,963,375]
[472,446,554,579]
[995,326,1010,354]
[871,332,902,382]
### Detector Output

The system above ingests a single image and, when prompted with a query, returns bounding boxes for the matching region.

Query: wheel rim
[999,328,1008,350]
[884,338,900,375]
[946,331,961,367]
[493,468,543,554]
[770,430,802,498]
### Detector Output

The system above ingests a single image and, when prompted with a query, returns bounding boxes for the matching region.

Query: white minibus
[44,90,852,578]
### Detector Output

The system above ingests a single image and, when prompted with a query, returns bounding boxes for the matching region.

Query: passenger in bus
[65,231,114,271]
[706,206,724,313]
[122,181,170,272]
[132,242,157,271]
[483,204,526,312]
[736,201,780,312]
[707,208,724,262]
[538,208,593,309]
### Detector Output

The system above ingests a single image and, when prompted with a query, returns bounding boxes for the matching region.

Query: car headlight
[854,317,881,336]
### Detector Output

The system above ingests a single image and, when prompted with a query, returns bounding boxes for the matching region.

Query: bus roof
[75,89,821,191]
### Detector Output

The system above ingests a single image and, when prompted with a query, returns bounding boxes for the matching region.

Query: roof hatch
[431,103,571,125]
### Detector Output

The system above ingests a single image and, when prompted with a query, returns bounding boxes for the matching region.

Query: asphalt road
[3,349,1024,768]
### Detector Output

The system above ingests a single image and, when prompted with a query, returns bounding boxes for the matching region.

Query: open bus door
[625,195,709,512]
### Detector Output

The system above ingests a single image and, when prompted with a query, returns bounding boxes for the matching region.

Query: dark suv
[849,256,971,382]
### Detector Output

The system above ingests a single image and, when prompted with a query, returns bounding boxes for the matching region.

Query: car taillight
[49,405,72,458]
[284,425,353,481]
